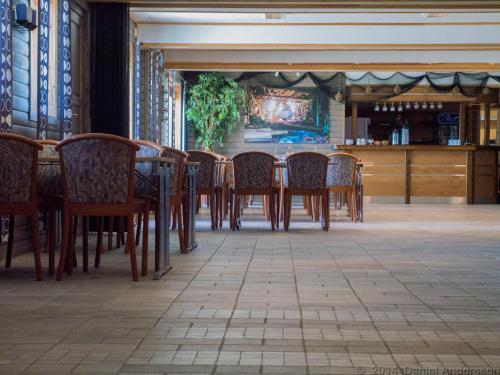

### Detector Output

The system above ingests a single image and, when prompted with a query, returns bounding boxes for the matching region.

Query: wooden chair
[133,140,164,273]
[37,140,64,276]
[284,152,329,231]
[187,150,221,230]
[161,146,188,252]
[0,133,44,280]
[327,153,360,222]
[55,133,148,281]
[229,152,278,231]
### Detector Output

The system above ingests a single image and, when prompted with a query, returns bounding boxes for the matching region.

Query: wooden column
[404,150,411,204]
[459,103,466,144]
[351,102,358,141]
[483,103,491,145]
[466,150,474,204]
[497,108,500,145]
[468,105,481,145]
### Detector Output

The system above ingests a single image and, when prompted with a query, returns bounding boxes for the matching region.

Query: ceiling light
[421,12,449,18]
[265,13,285,20]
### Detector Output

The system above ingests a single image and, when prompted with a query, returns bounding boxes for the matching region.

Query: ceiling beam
[164,62,500,71]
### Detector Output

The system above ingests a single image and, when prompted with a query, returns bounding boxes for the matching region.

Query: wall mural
[59,0,72,139]
[244,87,330,144]
[37,0,50,139]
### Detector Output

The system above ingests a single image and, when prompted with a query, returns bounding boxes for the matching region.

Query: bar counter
[337,145,499,204]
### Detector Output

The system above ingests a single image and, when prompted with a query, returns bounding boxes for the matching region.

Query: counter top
[337,145,484,151]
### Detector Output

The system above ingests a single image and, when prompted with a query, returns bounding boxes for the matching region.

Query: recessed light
[421,13,449,18]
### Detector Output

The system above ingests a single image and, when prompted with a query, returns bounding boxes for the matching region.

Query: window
[30,0,59,123]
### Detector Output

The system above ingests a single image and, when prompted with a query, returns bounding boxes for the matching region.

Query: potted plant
[186,73,244,151]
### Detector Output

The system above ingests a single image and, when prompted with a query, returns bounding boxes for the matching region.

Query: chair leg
[48,210,56,276]
[269,193,276,231]
[323,192,330,231]
[120,217,126,249]
[154,208,160,272]
[82,216,89,272]
[5,215,14,268]
[135,212,142,246]
[95,217,103,268]
[142,203,149,276]
[284,192,291,231]
[57,211,70,281]
[229,190,234,231]
[31,212,43,281]
[275,190,280,229]
[178,202,186,253]
[210,192,216,230]
[107,216,114,251]
[97,216,104,254]
[65,216,74,275]
[171,205,177,230]
[126,214,139,281]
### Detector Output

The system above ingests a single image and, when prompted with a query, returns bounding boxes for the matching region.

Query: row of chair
[0,133,192,281]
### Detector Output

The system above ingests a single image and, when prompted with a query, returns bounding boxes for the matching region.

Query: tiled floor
[1,204,500,374]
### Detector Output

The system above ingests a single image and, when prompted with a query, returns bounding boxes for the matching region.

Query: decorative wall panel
[1,0,12,241]
[37,0,50,139]
[133,41,140,139]
[59,0,72,139]
[0,0,12,132]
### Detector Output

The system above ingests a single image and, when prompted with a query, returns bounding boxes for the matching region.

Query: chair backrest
[134,140,164,198]
[0,133,42,205]
[56,134,138,205]
[286,152,329,192]
[161,146,188,197]
[37,140,62,197]
[326,153,359,187]
[187,150,219,190]
[232,151,276,192]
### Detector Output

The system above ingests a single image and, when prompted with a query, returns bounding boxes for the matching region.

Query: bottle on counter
[401,121,410,145]
[391,128,400,145]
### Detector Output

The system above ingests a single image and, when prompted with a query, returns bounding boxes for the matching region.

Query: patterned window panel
[37,0,50,139]
[59,0,72,139]
[1,0,13,241]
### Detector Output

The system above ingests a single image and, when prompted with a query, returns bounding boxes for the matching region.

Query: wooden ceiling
[124,0,500,9]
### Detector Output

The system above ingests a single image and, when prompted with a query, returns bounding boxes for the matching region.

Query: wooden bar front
[337,145,498,204]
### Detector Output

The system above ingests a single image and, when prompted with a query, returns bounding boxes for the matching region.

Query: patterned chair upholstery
[0,138,37,204]
[161,147,188,197]
[0,133,44,280]
[58,139,134,204]
[55,134,144,282]
[37,140,62,197]
[232,152,276,193]
[187,151,219,190]
[327,153,358,187]
[135,141,163,199]
[284,152,330,231]
[286,152,329,192]
[230,152,278,231]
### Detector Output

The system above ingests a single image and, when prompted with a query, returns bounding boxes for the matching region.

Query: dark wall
[90,3,129,137]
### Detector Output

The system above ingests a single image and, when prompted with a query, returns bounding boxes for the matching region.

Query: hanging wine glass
[374,102,380,112]
[397,102,403,112]
[382,102,388,112]
[413,102,420,110]
[429,102,435,110]
[437,102,443,110]
[405,102,411,110]
[390,102,395,112]
[422,102,428,110]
